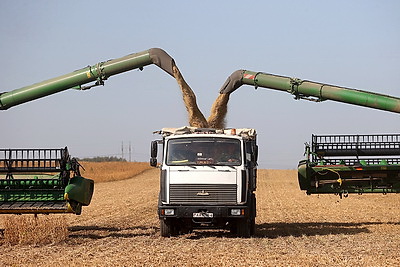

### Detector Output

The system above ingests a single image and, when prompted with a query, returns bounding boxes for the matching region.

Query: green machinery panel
[298,134,400,197]
[0,148,94,214]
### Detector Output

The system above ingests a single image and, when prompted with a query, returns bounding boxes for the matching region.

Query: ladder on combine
[0,148,94,214]
[298,134,400,196]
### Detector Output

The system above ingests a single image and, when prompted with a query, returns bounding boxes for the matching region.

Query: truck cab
[150,127,258,237]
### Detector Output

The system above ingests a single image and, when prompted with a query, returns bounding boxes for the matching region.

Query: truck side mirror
[245,144,258,167]
[254,145,258,162]
[150,141,158,167]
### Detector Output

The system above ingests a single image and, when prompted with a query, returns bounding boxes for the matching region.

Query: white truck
[150,126,258,237]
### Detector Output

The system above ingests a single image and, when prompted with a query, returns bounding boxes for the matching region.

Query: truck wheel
[250,193,256,236]
[250,216,256,236]
[160,219,174,237]
[230,221,237,235]
[160,219,180,237]
[236,218,251,238]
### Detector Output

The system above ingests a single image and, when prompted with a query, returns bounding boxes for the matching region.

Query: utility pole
[121,141,124,160]
[129,142,132,162]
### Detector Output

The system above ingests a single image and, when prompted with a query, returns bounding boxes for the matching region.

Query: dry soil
[1,168,399,266]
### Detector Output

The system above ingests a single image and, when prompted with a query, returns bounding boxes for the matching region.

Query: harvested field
[1,165,399,266]
[79,161,152,183]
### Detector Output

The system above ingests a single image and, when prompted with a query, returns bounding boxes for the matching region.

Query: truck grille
[169,184,237,204]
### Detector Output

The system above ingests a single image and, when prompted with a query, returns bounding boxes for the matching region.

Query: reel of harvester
[0,147,94,215]
[298,134,400,197]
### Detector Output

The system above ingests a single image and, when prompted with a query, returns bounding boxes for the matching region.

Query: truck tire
[250,215,256,236]
[229,221,237,235]
[236,218,251,238]
[250,193,256,236]
[160,219,177,237]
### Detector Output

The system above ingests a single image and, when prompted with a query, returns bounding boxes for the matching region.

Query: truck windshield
[166,137,241,166]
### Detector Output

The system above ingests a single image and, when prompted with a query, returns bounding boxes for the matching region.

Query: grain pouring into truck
[172,63,231,129]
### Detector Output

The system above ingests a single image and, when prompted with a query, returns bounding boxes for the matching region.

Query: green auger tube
[0,48,174,110]
[219,70,400,113]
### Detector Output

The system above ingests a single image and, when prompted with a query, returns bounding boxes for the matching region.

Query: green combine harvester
[298,134,400,197]
[0,147,94,214]
[218,69,400,198]
[0,48,176,215]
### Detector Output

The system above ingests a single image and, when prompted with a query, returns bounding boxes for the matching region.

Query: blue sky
[1,0,399,168]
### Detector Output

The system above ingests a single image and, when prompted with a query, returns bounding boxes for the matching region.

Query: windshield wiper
[214,163,237,169]
[204,165,216,169]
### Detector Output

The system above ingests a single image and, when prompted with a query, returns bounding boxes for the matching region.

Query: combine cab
[0,147,94,214]
[298,134,400,197]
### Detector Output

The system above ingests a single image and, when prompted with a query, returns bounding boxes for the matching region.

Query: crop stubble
[1,166,399,266]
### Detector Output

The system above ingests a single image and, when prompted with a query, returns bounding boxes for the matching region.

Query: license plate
[193,212,214,218]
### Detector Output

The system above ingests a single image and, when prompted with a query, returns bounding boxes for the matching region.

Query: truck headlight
[162,209,175,216]
[230,209,242,216]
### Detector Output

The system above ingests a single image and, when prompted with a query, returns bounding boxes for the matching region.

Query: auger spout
[219,70,400,113]
[0,48,175,110]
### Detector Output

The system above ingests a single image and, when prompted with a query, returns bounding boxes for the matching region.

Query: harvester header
[298,134,400,197]
[0,147,94,214]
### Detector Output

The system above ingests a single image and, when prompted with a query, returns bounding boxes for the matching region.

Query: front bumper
[158,204,250,219]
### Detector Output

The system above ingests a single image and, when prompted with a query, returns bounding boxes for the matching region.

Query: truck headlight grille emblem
[196,190,210,196]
